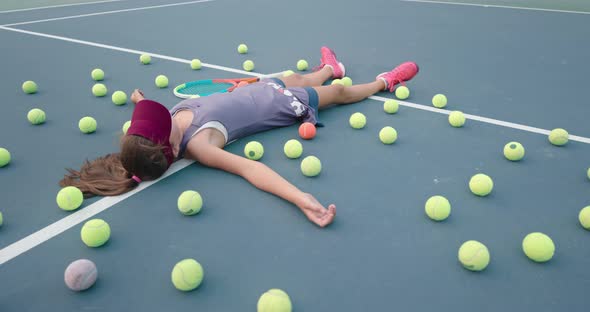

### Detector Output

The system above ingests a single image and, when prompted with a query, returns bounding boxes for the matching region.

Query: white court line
[0,160,195,265]
[0,0,124,14]
[0,25,589,266]
[371,95,590,144]
[400,0,590,15]
[0,26,268,77]
[1,0,214,27]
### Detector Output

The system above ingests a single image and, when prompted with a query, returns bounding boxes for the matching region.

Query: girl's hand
[297,193,336,228]
[131,89,145,104]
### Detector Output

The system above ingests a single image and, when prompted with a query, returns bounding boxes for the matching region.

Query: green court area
[430,0,590,12]
[0,0,116,12]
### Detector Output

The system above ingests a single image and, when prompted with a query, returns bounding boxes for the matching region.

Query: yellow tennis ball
[432,94,447,108]
[469,173,493,196]
[177,190,203,216]
[395,86,410,100]
[139,54,151,64]
[424,195,451,221]
[522,232,555,262]
[56,186,84,211]
[257,289,292,312]
[296,59,308,71]
[27,108,46,125]
[155,75,169,88]
[111,90,127,105]
[171,259,204,291]
[331,79,344,86]
[283,139,303,159]
[92,83,107,97]
[379,126,397,144]
[0,212,3,227]
[79,116,97,134]
[122,120,131,134]
[282,70,295,77]
[91,68,104,81]
[237,43,248,54]
[81,219,111,247]
[458,240,490,271]
[243,60,255,72]
[383,99,399,114]
[22,80,37,94]
[587,167,590,181]
[579,206,590,230]
[244,141,264,160]
[548,128,568,146]
[191,58,202,70]
[0,148,11,167]
[301,156,321,177]
[349,112,366,129]
[448,111,465,127]
[341,77,353,87]
[503,142,525,161]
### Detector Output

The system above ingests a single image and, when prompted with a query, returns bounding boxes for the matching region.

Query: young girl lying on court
[60,47,418,227]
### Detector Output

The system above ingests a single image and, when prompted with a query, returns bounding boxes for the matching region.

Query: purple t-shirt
[170,79,317,158]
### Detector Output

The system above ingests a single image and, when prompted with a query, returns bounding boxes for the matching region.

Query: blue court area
[0,0,589,311]
[410,0,590,12]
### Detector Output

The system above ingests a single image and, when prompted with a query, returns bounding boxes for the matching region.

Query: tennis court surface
[0,0,589,311]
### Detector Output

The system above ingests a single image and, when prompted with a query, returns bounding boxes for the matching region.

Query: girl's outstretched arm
[188,140,336,227]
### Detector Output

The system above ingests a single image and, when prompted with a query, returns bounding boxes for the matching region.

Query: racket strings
[178,82,234,96]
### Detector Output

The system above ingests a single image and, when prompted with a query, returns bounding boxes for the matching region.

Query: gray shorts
[264,78,322,127]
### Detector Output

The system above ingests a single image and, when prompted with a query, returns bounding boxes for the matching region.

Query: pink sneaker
[314,46,345,79]
[376,62,419,92]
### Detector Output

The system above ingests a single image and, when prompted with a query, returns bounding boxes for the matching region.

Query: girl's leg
[279,66,333,88]
[314,80,386,109]
[279,46,345,88]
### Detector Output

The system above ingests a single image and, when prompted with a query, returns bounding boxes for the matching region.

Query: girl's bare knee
[295,73,309,86]
[331,84,345,93]
[331,84,346,97]
[283,73,305,87]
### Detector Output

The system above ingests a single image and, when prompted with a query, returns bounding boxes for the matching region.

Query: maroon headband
[126,99,174,167]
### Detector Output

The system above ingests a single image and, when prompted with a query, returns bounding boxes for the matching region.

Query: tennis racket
[173,72,284,99]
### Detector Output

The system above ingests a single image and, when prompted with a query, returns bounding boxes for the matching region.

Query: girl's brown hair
[60,135,169,197]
